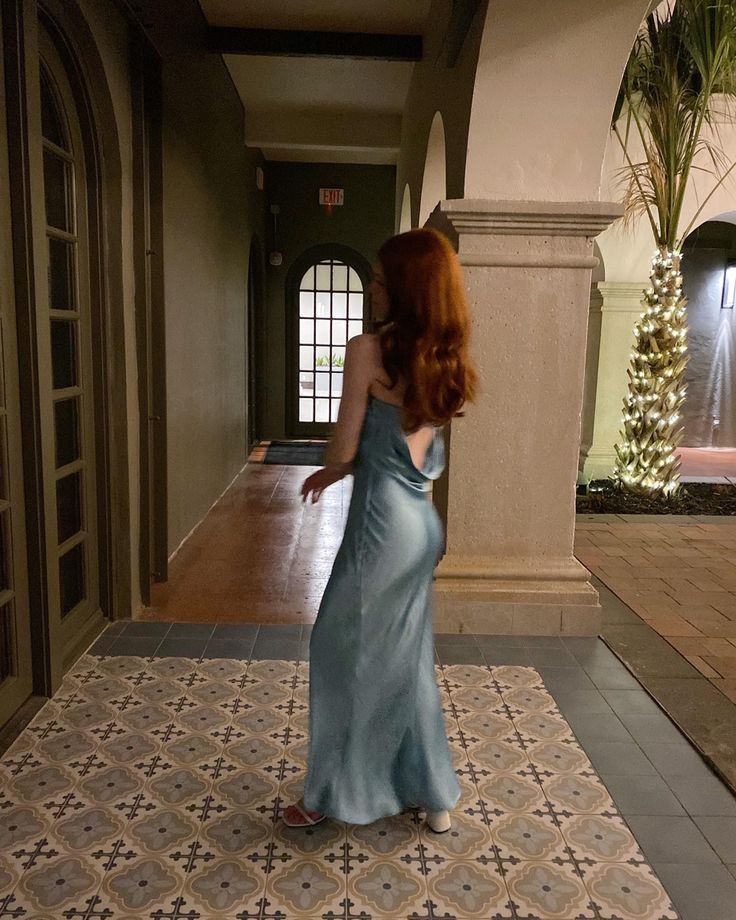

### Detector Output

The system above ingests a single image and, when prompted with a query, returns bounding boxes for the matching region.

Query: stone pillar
[429,200,621,635]
[583,282,647,481]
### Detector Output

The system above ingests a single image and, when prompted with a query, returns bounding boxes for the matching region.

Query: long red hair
[377,227,478,431]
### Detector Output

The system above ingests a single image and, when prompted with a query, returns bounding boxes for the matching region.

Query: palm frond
[613,0,736,248]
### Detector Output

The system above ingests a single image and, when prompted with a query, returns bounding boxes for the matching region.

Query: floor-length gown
[302,393,461,824]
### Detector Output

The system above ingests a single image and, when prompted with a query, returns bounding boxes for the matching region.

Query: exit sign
[319,188,344,206]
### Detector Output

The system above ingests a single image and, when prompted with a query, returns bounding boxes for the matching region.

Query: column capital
[429,199,623,268]
[596,281,648,312]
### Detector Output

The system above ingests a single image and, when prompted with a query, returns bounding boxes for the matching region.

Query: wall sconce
[721,259,736,309]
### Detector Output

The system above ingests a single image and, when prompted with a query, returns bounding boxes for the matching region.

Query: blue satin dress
[302,393,461,824]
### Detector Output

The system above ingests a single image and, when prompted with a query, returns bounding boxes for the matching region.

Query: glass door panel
[38,29,101,666]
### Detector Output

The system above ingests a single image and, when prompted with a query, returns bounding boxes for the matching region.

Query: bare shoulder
[346,333,382,368]
[347,332,380,352]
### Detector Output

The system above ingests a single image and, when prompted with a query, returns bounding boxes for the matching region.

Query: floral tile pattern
[0,655,679,919]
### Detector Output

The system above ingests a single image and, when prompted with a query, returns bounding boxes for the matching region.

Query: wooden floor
[145,463,349,624]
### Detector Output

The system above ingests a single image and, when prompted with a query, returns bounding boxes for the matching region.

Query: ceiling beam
[208,28,422,62]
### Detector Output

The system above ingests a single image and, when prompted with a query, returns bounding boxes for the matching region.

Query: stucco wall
[262,162,395,439]
[395,0,486,228]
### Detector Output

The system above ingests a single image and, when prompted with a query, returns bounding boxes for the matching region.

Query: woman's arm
[322,334,372,469]
[301,335,372,503]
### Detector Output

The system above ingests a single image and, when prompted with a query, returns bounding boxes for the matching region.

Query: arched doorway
[419,112,446,226]
[286,245,371,438]
[681,219,736,448]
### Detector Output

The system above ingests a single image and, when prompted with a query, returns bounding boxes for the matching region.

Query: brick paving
[574,520,736,704]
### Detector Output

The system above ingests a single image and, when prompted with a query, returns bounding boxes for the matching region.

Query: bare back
[364,335,436,472]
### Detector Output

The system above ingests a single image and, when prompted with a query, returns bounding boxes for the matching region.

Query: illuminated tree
[612,0,736,495]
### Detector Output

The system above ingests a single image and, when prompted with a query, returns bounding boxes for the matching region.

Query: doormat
[264,440,326,466]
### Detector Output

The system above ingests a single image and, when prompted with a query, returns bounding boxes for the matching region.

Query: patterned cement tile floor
[2,628,736,920]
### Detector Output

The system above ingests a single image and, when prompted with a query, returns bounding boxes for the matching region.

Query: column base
[583,445,617,481]
[433,555,601,635]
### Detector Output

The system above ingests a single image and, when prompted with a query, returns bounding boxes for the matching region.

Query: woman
[283,227,478,833]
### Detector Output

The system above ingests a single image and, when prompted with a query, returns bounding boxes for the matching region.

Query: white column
[583,282,647,481]
[429,200,621,635]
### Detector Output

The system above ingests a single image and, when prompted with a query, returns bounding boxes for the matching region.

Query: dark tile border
[594,576,736,795]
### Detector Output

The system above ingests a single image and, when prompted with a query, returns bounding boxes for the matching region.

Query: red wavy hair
[377,227,478,431]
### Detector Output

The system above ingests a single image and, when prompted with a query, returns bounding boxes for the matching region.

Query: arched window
[297,258,365,426]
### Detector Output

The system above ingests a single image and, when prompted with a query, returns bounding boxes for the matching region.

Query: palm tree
[611,0,736,496]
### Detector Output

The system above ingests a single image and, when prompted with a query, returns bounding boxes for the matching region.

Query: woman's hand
[301,466,350,503]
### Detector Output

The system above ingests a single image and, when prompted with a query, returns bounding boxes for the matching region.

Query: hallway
[147,464,349,624]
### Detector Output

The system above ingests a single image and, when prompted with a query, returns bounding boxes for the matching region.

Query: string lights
[611,248,689,496]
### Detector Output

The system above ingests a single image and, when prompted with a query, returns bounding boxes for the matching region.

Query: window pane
[332,321,347,345]
[59,541,85,616]
[332,264,348,291]
[315,319,331,345]
[54,397,80,468]
[56,470,83,544]
[51,319,77,389]
[300,266,315,291]
[43,150,72,232]
[331,346,345,365]
[299,292,314,317]
[315,372,329,396]
[315,345,330,364]
[331,373,343,397]
[332,293,347,318]
[330,399,340,422]
[348,293,363,318]
[48,237,76,311]
[299,318,314,345]
[299,372,314,396]
[299,398,314,422]
[315,398,329,423]
[315,293,331,318]
[348,320,363,339]
[40,70,67,149]
[315,264,331,290]
[0,511,10,593]
[348,268,362,291]
[299,346,313,371]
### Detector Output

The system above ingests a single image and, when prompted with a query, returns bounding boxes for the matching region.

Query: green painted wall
[261,162,396,439]
[135,0,267,553]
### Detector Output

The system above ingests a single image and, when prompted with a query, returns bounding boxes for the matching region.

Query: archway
[419,112,446,226]
[681,218,736,448]
[399,183,413,233]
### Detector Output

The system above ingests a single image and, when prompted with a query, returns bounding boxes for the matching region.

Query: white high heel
[426,809,451,833]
